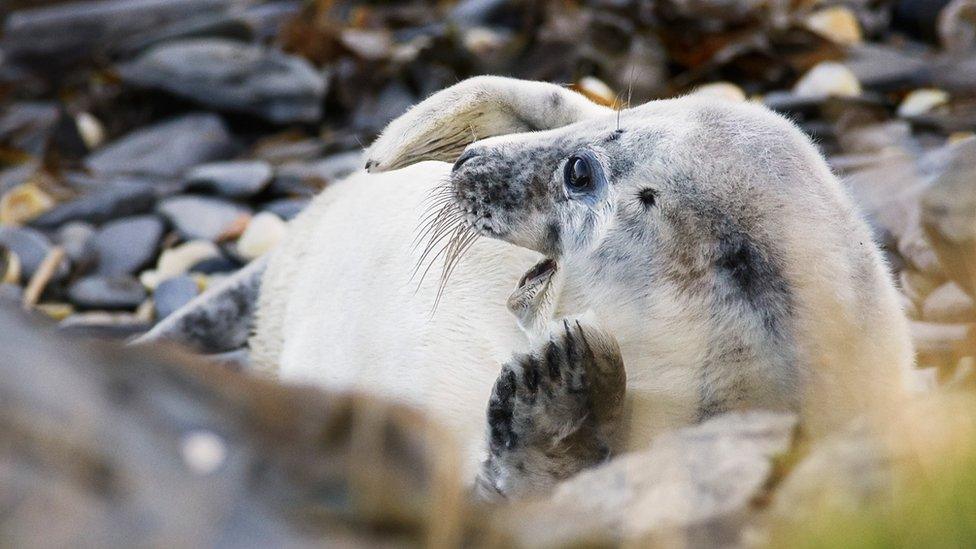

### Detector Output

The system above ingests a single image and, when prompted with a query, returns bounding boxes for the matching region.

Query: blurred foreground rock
[0,305,803,547]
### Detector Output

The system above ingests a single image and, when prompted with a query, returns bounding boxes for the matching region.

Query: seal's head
[366,76,913,429]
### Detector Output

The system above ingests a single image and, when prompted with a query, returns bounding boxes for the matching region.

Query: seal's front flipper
[475,317,625,500]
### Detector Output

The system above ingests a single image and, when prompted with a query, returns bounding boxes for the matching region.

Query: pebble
[190,256,239,274]
[84,113,237,178]
[909,321,972,356]
[154,275,200,320]
[1,0,240,65]
[31,180,156,228]
[0,282,23,304]
[574,76,616,106]
[141,240,221,289]
[271,151,362,196]
[1,246,20,284]
[92,215,165,276]
[0,182,54,225]
[897,89,950,117]
[58,312,151,339]
[237,212,286,260]
[922,282,975,323]
[56,222,97,272]
[158,195,250,242]
[74,112,105,150]
[692,82,746,102]
[793,62,862,98]
[900,269,943,303]
[35,302,74,321]
[804,6,863,46]
[263,198,308,220]
[118,38,327,124]
[0,226,69,280]
[68,275,148,310]
[0,102,60,156]
[185,160,272,199]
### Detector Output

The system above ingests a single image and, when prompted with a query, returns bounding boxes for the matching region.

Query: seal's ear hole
[638,188,657,208]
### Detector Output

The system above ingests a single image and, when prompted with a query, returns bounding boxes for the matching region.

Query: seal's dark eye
[564,156,593,193]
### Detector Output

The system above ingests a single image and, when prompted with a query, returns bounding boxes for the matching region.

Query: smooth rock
[92,215,164,276]
[921,137,976,295]
[1,245,19,285]
[35,302,75,321]
[58,311,151,339]
[501,411,798,546]
[0,226,68,280]
[691,82,746,102]
[185,160,272,199]
[0,182,54,225]
[0,283,23,304]
[136,255,267,352]
[141,240,221,289]
[939,0,976,52]
[0,102,60,156]
[158,195,250,242]
[85,114,236,178]
[31,180,155,228]
[237,212,286,260]
[271,151,362,196]
[898,88,950,118]
[793,62,863,99]
[843,44,929,92]
[56,222,97,272]
[74,112,105,150]
[923,282,975,323]
[263,197,308,220]
[190,256,239,274]
[118,39,327,124]
[350,81,415,135]
[154,275,200,320]
[68,275,147,310]
[910,321,971,355]
[1,0,237,65]
[804,6,863,45]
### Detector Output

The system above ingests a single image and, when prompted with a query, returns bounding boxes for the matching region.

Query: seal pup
[252,76,914,497]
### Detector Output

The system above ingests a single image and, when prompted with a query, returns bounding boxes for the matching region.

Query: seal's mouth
[516,258,557,290]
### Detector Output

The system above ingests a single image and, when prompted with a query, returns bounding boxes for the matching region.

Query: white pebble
[237,212,287,260]
[793,62,862,98]
[76,112,105,150]
[804,6,862,45]
[180,430,227,475]
[897,89,949,118]
[692,82,746,102]
[141,240,220,289]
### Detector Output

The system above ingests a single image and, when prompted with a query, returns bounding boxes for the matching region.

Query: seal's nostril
[452,150,478,172]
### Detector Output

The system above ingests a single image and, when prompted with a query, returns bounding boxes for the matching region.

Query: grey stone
[0,102,59,156]
[153,275,199,320]
[1,0,238,65]
[0,283,22,305]
[135,255,266,352]
[190,256,239,274]
[84,113,236,178]
[843,44,929,91]
[0,226,69,280]
[92,215,164,276]
[271,151,362,196]
[157,195,250,242]
[58,311,151,339]
[68,275,147,310]
[922,282,975,323]
[116,11,253,56]
[118,39,327,124]
[500,411,798,546]
[185,160,272,198]
[56,222,97,272]
[31,180,156,228]
[263,197,308,220]
[351,81,414,134]
[921,137,976,295]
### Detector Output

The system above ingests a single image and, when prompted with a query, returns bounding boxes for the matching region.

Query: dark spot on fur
[638,188,657,208]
